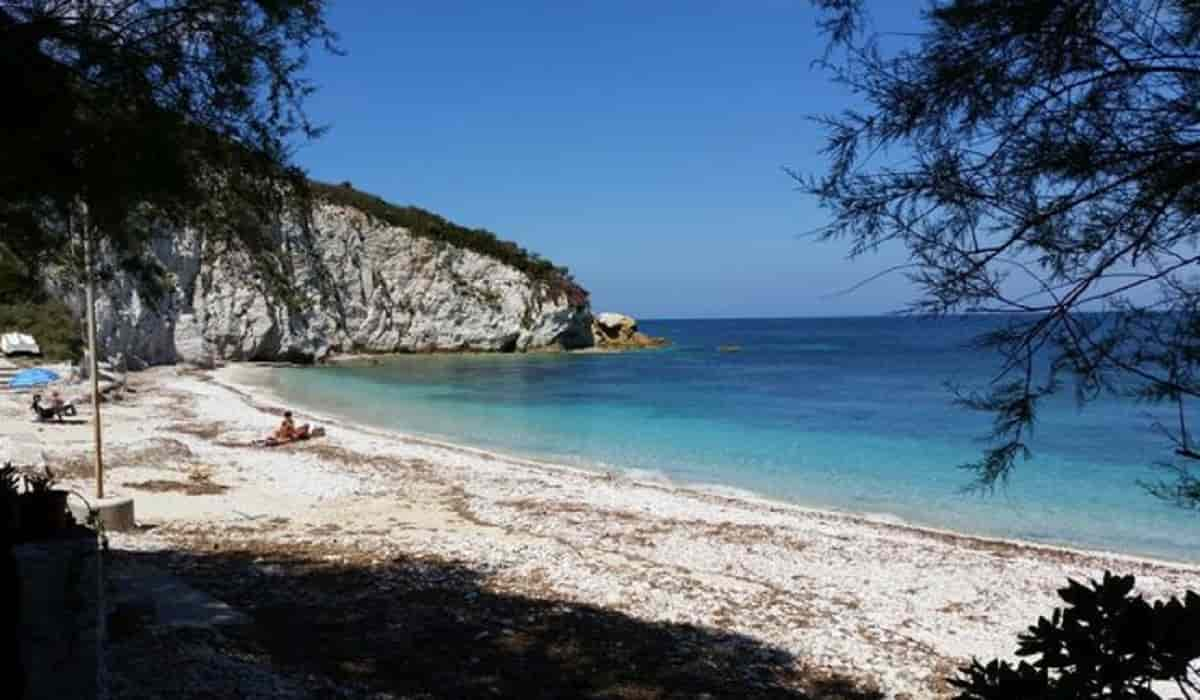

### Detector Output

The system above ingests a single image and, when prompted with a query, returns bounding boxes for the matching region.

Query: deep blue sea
[259,316,1200,563]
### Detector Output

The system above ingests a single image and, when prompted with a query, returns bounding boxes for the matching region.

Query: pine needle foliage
[807,0,1200,509]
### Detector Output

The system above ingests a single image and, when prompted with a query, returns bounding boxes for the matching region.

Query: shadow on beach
[106,543,884,699]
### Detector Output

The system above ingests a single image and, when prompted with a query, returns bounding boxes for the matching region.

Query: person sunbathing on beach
[273,411,311,442]
[49,391,70,413]
[253,410,324,447]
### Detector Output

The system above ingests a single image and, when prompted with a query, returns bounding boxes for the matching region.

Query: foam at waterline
[852,511,910,527]
[688,481,914,525]
[691,482,772,502]
[616,468,675,485]
[535,454,849,514]
[537,452,674,484]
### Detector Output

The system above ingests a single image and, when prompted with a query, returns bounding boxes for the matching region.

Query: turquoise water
[259,317,1200,563]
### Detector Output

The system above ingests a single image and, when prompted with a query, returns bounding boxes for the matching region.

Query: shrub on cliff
[0,245,82,361]
[949,572,1200,699]
[0,303,83,362]
[0,246,32,302]
[311,181,589,306]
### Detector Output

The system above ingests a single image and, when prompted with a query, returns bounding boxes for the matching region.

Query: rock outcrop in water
[72,192,595,367]
[591,312,668,350]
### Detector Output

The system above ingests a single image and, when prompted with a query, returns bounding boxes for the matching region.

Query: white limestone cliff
[78,202,594,367]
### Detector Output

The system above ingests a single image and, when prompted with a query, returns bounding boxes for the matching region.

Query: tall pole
[81,204,104,500]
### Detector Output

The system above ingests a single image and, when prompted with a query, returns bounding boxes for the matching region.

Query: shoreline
[6,362,1197,697]
[319,340,673,365]
[225,362,1200,572]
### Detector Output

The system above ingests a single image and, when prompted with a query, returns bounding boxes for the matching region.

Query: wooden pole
[81,204,104,499]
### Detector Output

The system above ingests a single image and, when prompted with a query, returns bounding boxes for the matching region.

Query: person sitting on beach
[254,410,324,447]
[273,411,311,442]
[49,391,73,415]
[31,392,76,421]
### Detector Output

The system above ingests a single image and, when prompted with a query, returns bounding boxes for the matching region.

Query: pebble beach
[2,364,1197,698]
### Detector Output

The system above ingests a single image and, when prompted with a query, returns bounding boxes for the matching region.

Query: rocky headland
[64,184,674,368]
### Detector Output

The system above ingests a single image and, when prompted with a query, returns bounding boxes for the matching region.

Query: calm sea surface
[258,316,1200,563]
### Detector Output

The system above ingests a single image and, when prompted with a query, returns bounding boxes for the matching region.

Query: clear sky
[296,1,926,319]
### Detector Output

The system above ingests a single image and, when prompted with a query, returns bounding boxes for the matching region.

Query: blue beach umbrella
[9,368,60,390]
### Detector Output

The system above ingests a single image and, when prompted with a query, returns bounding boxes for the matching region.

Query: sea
[256,316,1200,564]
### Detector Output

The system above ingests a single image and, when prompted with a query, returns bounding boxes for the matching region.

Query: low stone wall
[14,531,102,700]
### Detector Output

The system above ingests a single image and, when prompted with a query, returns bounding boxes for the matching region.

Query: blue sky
[297,1,926,319]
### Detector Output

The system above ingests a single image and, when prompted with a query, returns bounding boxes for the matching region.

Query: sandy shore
[2,363,1197,698]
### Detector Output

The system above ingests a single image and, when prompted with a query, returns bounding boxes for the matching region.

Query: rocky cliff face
[79,202,594,367]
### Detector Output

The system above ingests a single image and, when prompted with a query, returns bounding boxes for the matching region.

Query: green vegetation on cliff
[0,302,82,362]
[0,245,82,361]
[311,181,588,306]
